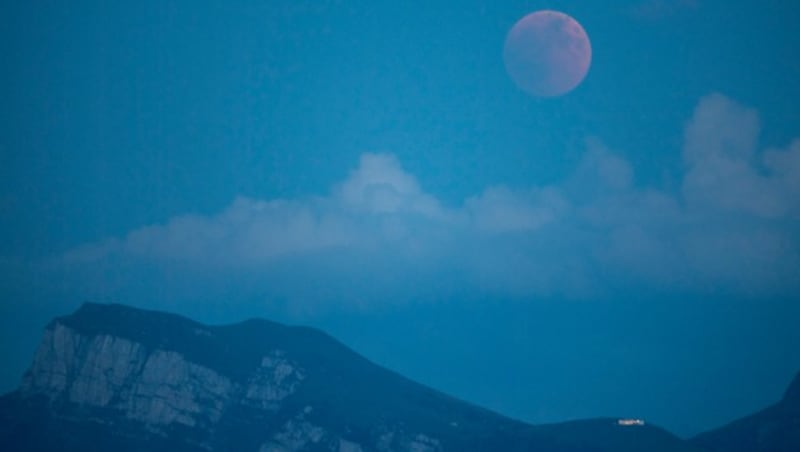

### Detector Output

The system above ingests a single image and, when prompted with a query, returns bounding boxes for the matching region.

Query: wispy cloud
[56,94,800,306]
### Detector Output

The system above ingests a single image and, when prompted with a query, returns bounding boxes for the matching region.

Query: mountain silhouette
[691,372,800,452]
[0,302,791,451]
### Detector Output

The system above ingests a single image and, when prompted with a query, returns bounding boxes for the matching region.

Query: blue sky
[2,0,799,437]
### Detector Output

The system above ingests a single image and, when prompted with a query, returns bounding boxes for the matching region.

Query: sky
[2,0,799,437]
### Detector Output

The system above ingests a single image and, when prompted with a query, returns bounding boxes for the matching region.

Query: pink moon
[503,10,592,97]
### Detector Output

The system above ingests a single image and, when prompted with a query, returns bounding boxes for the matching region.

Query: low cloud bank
[59,94,800,306]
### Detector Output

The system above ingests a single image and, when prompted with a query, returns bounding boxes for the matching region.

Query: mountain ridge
[782,372,800,405]
[690,372,800,452]
[0,302,796,451]
[1,302,550,451]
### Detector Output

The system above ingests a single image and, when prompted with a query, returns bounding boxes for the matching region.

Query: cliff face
[2,303,548,452]
[20,322,303,431]
[0,303,731,452]
[3,303,468,452]
[11,314,332,451]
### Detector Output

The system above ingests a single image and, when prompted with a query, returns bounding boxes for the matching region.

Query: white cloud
[57,94,800,304]
[683,93,760,164]
[465,186,568,233]
[335,153,444,217]
[681,94,800,220]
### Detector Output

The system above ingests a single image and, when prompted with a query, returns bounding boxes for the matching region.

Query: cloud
[336,153,445,217]
[464,186,567,233]
[54,94,800,307]
[683,93,800,218]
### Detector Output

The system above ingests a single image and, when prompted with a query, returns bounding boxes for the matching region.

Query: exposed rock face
[22,324,236,429]
[0,304,471,451]
[18,320,310,441]
[0,302,732,452]
[244,351,305,412]
[259,406,326,452]
[8,307,360,451]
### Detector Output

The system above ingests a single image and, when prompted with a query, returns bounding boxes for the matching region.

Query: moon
[503,10,592,97]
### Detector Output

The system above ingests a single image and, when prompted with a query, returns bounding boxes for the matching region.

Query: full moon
[503,10,592,97]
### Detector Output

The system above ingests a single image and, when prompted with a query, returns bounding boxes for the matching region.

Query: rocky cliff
[0,303,724,452]
[20,321,302,436]
[0,303,549,451]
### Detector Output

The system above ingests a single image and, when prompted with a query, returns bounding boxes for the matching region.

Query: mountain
[539,419,706,452]
[691,372,800,452]
[0,303,715,451]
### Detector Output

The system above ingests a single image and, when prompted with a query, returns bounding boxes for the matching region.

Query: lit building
[617,419,645,426]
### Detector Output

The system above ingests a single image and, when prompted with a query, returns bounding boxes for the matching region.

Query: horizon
[13,300,800,437]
